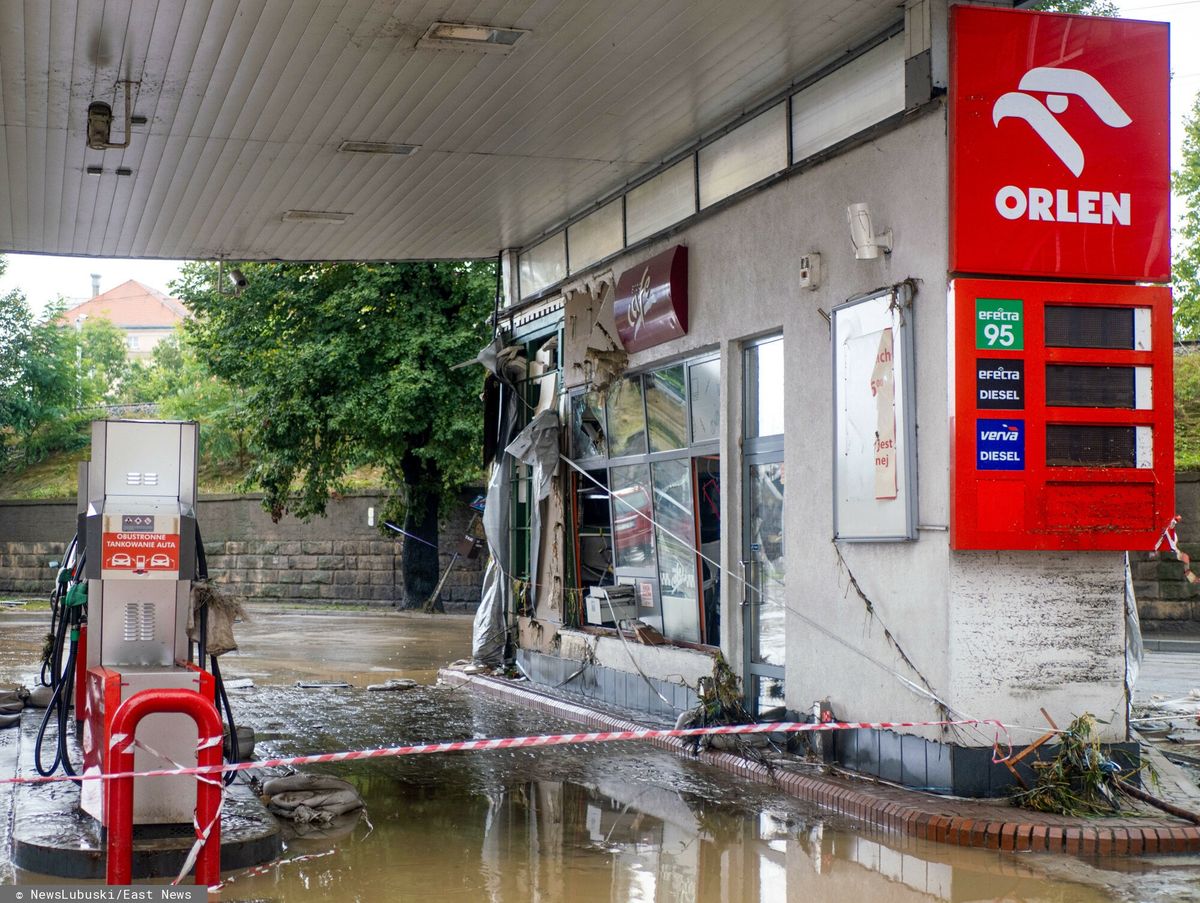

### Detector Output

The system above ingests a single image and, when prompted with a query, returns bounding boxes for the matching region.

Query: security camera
[846,202,892,260]
[229,268,248,291]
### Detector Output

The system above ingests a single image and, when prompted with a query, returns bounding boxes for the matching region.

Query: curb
[440,669,1200,855]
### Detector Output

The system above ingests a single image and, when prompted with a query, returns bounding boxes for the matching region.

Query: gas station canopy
[0,0,905,262]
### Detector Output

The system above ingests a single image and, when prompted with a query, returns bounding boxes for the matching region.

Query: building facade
[59,279,188,359]
[482,3,1170,794]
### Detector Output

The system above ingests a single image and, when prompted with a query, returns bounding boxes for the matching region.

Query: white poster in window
[832,290,916,541]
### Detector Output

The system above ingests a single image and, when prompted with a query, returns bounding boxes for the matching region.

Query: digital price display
[951,278,1173,551]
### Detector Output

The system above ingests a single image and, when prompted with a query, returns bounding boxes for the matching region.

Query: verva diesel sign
[950,6,1169,282]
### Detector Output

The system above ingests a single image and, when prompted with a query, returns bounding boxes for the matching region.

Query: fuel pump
[76,419,215,825]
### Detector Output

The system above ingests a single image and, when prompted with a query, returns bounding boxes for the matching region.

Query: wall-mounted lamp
[87,81,134,150]
[847,202,892,260]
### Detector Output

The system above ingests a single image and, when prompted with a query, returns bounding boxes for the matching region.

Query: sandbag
[262,774,364,824]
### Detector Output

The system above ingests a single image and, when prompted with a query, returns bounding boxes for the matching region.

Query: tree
[1031,0,1118,14]
[174,261,495,608]
[0,291,79,467]
[76,316,130,405]
[1175,92,1200,339]
[120,332,252,470]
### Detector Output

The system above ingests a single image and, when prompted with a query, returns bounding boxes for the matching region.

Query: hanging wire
[557,454,1012,748]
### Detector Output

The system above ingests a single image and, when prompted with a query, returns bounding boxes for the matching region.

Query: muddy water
[3,608,1200,901]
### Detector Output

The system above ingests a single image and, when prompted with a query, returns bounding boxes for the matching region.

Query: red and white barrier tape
[0,718,1012,787]
[1153,515,1198,584]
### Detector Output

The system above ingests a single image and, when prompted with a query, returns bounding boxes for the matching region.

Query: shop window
[652,458,700,642]
[610,463,655,569]
[570,391,607,459]
[689,358,720,443]
[645,364,687,452]
[695,455,721,645]
[567,353,720,646]
[574,469,614,589]
[745,338,784,438]
[607,374,648,456]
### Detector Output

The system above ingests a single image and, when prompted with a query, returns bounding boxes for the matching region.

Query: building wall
[123,327,176,359]
[0,492,483,610]
[526,102,1128,741]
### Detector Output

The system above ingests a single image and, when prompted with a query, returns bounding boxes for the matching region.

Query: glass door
[744,458,785,712]
[742,336,785,714]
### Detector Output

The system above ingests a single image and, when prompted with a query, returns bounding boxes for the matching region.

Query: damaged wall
[530,101,1129,741]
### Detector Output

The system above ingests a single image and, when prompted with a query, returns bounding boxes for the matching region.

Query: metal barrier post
[104,688,224,886]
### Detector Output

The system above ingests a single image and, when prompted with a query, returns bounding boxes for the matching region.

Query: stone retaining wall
[1131,472,1200,628]
[0,491,484,611]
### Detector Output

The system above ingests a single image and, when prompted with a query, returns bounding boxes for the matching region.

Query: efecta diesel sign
[950,6,1169,282]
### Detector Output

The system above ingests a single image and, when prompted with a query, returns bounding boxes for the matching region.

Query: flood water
[4,606,1200,901]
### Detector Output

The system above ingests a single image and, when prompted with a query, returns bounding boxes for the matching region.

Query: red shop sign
[950,6,1169,282]
[613,245,688,353]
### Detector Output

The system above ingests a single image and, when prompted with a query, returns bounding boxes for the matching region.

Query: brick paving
[441,668,1200,855]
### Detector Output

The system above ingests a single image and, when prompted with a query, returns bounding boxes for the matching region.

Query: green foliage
[118,332,251,470]
[76,317,129,405]
[1030,0,1118,14]
[173,260,495,522]
[1177,353,1200,470]
[1175,93,1200,340]
[0,286,83,467]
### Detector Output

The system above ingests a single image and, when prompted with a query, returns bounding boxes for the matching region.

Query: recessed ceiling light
[338,140,419,156]
[282,209,351,224]
[418,21,528,52]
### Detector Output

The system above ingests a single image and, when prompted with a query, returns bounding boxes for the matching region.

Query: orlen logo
[991,67,1131,227]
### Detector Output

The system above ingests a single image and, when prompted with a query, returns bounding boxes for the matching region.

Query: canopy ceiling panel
[0,0,904,261]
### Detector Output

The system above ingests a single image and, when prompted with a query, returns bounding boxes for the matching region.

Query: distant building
[58,277,189,360]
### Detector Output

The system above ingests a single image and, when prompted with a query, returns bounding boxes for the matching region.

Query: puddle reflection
[223,776,1111,903]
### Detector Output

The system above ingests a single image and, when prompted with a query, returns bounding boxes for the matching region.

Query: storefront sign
[950,6,1169,281]
[614,245,688,353]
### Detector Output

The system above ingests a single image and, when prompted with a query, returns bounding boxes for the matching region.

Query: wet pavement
[3,606,1200,900]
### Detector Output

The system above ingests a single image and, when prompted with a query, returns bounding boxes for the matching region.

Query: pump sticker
[101,532,180,576]
[976,358,1025,409]
[977,419,1025,470]
[976,298,1024,350]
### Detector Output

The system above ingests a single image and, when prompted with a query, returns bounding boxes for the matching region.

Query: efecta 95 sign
[950,6,1169,282]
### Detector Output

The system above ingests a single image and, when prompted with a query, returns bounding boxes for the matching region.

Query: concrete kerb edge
[438,669,1200,856]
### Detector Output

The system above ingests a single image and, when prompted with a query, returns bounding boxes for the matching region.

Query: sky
[0,0,1196,318]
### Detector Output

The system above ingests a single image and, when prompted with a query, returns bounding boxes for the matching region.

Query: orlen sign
[950,6,1169,282]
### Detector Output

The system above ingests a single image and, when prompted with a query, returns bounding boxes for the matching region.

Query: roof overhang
[0,1,907,262]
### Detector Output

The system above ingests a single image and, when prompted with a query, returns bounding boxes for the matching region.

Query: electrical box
[950,278,1173,550]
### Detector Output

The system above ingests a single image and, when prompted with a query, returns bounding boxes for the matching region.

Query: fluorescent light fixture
[419,21,527,51]
[282,209,351,224]
[338,140,419,156]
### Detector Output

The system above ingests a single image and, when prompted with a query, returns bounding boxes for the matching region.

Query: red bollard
[104,688,224,886]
